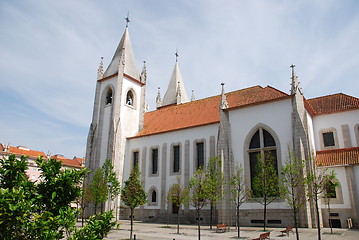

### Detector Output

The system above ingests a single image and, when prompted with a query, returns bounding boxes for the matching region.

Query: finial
[220,83,228,109]
[175,49,179,62]
[191,90,195,101]
[290,64,302,95]
[125,11,130,27]
[156,87,162,108]
[97,57,104,79]
[140,60,147,83]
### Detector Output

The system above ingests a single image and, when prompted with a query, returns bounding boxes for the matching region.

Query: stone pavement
[105,220,359,240]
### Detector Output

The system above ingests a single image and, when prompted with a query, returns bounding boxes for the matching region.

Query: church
[85,23,359,229]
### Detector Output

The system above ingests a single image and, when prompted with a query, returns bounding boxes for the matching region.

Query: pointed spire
[140,61,147,83]
[191,90,195,101]
[97,57,104,79]
[103,25,140,79]
[156,87,162,109]
[220,83,229,109]
[162,54,189,106]
[290,64,301,95]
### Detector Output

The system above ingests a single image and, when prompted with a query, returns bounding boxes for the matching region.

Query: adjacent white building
[85,25,359,228]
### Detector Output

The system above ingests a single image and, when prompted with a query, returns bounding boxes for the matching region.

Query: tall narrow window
[152,149,158,175]
[173,146,180,173]
[133,151,139,168]
[151,190,157,203]
[196,142,204,169]
[126,91,134,106]
[106,89,113,104]
[248,128,278,192]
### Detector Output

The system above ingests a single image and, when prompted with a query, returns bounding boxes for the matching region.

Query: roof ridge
[317,147,359,153]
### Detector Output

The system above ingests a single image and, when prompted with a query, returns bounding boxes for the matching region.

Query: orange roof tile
[316,147,359,167]
[133,85,289,138]
[51,155,83,168]
[0,144,46,158]
[307,93,359,115]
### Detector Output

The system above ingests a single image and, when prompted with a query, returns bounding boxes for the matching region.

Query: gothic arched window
[151,189,157,203]
[106,89,113,105]
[248,128,278,194]
[126,90,134,106]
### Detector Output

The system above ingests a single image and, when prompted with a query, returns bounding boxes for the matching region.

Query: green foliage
[90,167,108,212]
[188,168,209,211]
[230,164,250,238]
[70,211,115,240]
[252,151,280,231]
[121,166,147,239]
[167,177,186,208]
[102,159,121,200]
[205,156,224,206]
[281,149,307,240]
[36,157,87,214]
[252,152,280,199]
[121,166,147,210]
[0,154,114,240]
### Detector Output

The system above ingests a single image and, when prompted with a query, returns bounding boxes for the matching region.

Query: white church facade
[85,24,359,228]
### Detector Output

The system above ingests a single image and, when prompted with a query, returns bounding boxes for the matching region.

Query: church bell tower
[85,21,146,213]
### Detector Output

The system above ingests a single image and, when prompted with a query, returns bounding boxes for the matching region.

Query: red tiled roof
[51,155,83,168]
[0,144,46,158]
[307,93,359,116]
[133,85,289,138]
[316,147,359,167]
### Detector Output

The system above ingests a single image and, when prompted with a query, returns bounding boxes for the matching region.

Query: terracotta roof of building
[0,144,84,168]
[316,147,359,167]
[51,155,84,168]
[307,93,359,116]
[133,85,289,138]
[0,144,46,158]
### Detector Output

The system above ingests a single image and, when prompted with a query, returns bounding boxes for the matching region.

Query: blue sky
[1,0,358,158]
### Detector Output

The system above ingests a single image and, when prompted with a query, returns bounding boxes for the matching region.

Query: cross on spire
[175,49,179,62]
[125,11,130,27]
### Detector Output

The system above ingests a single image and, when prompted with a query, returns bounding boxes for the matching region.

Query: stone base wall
[119,207,298,228]
[321,208,357,229]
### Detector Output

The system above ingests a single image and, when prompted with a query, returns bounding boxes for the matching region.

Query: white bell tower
[85,22,146,208]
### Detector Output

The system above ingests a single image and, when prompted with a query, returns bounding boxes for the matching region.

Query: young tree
[121,166,147,240]
[167,176,187,234]
[306,165,337,240]
[90,167,107,214]
[323,178,339,234]
[252,151,280,231]
[205,156,224,229]
[102,159,121,203]
[229,164,250,239]
[188,168,209,240]
[281,150,307,240]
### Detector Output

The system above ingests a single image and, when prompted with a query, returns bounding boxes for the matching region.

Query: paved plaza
[104,220,359,240]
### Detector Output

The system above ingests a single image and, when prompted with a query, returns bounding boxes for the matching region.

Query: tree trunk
[130,208,134,240]
[294,206,299,240]
[210,204,213,229]
[177,206,180,234]
[328,201,333,234]
[263,197,267,231]
[237,205,240,239]
[197,210,201,240]
[315,198,321,240]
